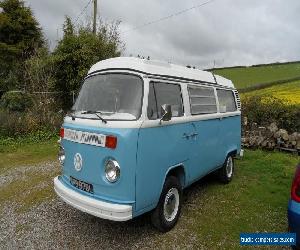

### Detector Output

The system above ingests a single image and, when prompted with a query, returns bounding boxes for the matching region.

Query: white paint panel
[88,57,234,88]
[64,111,241,129]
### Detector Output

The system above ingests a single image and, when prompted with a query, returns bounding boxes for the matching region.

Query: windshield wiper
[68,109,76,120]
[81,110,107,124]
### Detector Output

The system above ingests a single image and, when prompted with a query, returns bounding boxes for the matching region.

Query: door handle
[182,133,198,139]
[190,132,198,138]
[182,133,190,139]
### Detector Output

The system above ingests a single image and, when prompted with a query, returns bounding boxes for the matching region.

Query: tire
[151,176,182,232]
[218,155,234,184]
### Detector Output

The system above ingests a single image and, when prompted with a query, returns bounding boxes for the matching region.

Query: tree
[0,0,44,92]
[53,17,123,109]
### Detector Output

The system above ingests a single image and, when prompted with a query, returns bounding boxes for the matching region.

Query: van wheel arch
[166,165,186,188]
[154,165,186,210]
[227,149,237,158]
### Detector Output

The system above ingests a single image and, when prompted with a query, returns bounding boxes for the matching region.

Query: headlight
[58,146,65,165]
[105,159,120,183]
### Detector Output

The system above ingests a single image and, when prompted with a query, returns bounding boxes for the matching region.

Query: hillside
[211,62,300,90]
[240,80,300,104]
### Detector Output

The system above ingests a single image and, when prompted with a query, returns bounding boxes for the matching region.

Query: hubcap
[226,156,233,178]
[163,188,179,222]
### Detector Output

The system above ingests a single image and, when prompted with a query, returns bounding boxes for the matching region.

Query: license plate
[70,176,94,194]
[64,128,106,147]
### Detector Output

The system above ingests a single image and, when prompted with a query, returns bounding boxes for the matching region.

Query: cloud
[25,0,300,68]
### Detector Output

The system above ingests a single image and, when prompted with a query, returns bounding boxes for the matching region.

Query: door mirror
[160,104,172,122]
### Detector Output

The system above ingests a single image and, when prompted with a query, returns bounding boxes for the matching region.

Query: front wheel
[218,155,234,184]
[151,176,182,232]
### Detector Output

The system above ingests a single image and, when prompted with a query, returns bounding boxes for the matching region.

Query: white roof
[88,57,234,88]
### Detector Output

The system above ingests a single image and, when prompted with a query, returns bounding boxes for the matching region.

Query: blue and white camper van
[54,57,242,232]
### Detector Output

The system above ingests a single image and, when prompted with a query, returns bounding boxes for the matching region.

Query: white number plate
[64,128,106,147]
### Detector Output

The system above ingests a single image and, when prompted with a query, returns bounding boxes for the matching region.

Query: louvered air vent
[233,90,241,110]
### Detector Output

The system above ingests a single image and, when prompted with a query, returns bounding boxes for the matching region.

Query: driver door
[135,81,195,212]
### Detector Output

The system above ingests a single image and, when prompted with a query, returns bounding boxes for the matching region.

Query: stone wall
[242,122,300,154]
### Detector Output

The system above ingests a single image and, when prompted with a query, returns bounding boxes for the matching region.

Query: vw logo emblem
[74,153,83,172]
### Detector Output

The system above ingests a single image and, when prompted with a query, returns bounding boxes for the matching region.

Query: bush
[0,0,45,92]
[52,17,123,109]
[0,109,63,137]
[242,95,300,132]
[0,91,33,112]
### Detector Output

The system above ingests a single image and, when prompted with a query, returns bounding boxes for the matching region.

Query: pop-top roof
[88,57,234,88]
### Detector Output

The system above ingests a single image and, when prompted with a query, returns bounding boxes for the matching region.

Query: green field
[212,62,300,90]
[241,80,300,104]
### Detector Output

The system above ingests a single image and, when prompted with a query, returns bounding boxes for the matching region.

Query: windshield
[73,74,143,120]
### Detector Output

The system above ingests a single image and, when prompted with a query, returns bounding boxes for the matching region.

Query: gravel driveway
[0,162,201,250]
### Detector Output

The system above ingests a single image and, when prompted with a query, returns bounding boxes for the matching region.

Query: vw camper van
[54,57,242,232]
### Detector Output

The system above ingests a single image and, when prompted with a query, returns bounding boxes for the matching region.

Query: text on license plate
[70,176,94,194]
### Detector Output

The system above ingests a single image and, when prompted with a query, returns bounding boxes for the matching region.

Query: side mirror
[160,104,172,123]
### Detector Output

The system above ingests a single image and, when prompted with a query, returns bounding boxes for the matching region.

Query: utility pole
[93,0,97,34]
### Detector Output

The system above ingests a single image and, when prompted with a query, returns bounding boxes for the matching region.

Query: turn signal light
[60,128,64,138]
[105,135,117,149]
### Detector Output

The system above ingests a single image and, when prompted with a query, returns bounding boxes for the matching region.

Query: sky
[24,0,300,69]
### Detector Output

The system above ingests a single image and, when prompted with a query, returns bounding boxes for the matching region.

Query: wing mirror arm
[159,104,172,124]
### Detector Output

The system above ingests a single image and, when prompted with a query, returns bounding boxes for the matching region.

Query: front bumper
[288,199,300,247]
[54,176,132,221]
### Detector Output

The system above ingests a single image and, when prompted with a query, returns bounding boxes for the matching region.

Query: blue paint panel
[188,119,222,184]
[135,115,241,214]
[219,115,241,157]
[61,123,138,204]
[135,122,195,212]
[190,115,241,184]
[189,116,240,184]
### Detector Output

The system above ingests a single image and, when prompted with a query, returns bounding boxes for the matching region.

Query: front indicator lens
[105,160,120,183]
[58,146,65,165]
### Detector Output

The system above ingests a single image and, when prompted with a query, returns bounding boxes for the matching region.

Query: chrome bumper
[54,176,132,221]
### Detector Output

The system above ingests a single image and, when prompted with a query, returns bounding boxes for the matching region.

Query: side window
[147,82,183,119]
[188,86,217,115]
[217,89,237,113]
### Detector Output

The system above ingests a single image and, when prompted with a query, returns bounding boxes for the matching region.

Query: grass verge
[155,150,299,249]
[0,139,60,212]
[0,137,58,173]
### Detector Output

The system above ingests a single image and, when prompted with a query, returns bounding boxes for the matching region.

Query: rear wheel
[218,155,234,184]
[151,176,182,232]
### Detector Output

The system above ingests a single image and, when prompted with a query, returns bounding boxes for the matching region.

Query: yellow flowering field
[241,80,300,104]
